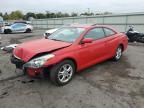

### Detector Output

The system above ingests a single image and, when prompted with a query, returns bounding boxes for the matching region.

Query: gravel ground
[0,30,144,108]
[0,29,45,47]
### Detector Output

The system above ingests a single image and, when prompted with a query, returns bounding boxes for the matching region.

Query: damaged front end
[10,38,72,77]
[11,55,25,69]
[11,54,55,77]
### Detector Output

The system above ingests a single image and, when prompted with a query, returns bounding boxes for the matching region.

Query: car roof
[69,24,92,28]
[14,21,31,24]
[69,24,118,32]
[69,24,111,28]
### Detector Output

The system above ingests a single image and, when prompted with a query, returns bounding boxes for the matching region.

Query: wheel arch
[25,28,32,33]
[4,29,12,34]
[58,57,78,71]
[119,43,124,52]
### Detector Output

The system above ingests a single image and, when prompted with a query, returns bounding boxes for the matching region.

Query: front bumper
[26,68,44,77]
[11,55,25,69]
[11,55,44,77]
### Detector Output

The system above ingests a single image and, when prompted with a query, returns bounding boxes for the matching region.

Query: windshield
[48,27,85,43]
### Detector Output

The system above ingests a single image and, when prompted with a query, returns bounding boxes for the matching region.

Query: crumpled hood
[13,39,71,62]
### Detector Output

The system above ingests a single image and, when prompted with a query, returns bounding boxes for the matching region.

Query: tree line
[0,10,112,20]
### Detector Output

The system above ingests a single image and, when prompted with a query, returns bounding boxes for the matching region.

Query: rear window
[104,28,116,36]
[85,28,105,40]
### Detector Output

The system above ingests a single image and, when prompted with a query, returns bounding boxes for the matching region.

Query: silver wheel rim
[58,64,73,83]
[116,47,122,60]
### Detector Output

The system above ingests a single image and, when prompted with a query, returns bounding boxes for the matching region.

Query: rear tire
[50,60,75,86]
[112,46,123,61]
[25,29,31,33]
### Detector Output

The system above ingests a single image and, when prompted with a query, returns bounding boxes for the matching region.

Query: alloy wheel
[115,47,122,60]
[58,64,73,83]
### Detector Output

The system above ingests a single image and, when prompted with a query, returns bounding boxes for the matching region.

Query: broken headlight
[23,54,55,68]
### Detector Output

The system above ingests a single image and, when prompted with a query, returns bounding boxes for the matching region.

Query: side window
[104,28,116,36]
[17,23,26,27]
[11,24,18,28]
[12,23,26,28]
[85,28,105,40]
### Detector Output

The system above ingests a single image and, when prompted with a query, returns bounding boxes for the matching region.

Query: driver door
[77,27,107,70]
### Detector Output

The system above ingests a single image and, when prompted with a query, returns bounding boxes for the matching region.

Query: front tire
[4,29,12,34]
[50,60,75,86]
[113,46,123,61]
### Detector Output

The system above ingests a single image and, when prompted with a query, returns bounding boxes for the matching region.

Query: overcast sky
[1,0,144,14]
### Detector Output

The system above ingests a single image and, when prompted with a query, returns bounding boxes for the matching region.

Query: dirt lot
[0,30,144,108]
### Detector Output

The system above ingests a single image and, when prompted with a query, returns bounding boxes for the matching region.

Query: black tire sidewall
[26,29,31,33]
[4,29,11,34]
[50,60,75,86]
[4,29,8,34]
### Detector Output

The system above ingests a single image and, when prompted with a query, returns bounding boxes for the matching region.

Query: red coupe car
[11,24,128,86]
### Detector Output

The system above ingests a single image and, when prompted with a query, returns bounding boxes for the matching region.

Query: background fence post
[125,15,128,32]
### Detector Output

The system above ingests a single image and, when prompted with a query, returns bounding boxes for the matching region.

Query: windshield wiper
[49,38,72,43]
[50,38,63,41]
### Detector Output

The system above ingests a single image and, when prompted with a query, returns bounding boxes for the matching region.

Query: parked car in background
[43,24,77,38]
[0,21,4,27]
[0,21,5,32]
[44,28,58,38]
[0,23,33,34]
[11,24,128,86]
[1,44,18,53]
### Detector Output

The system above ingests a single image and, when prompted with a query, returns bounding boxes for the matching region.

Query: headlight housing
[23,54,55,68]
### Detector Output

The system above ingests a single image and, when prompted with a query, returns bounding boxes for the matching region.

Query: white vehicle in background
[43,24,80,38]
[44,28,58,38]
[0,23,33,34]
[1,44,18,53]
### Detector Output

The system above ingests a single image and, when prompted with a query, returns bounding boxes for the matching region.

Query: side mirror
[81,38,93,44]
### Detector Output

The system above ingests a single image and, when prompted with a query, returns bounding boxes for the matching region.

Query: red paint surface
[13,25,128,76]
